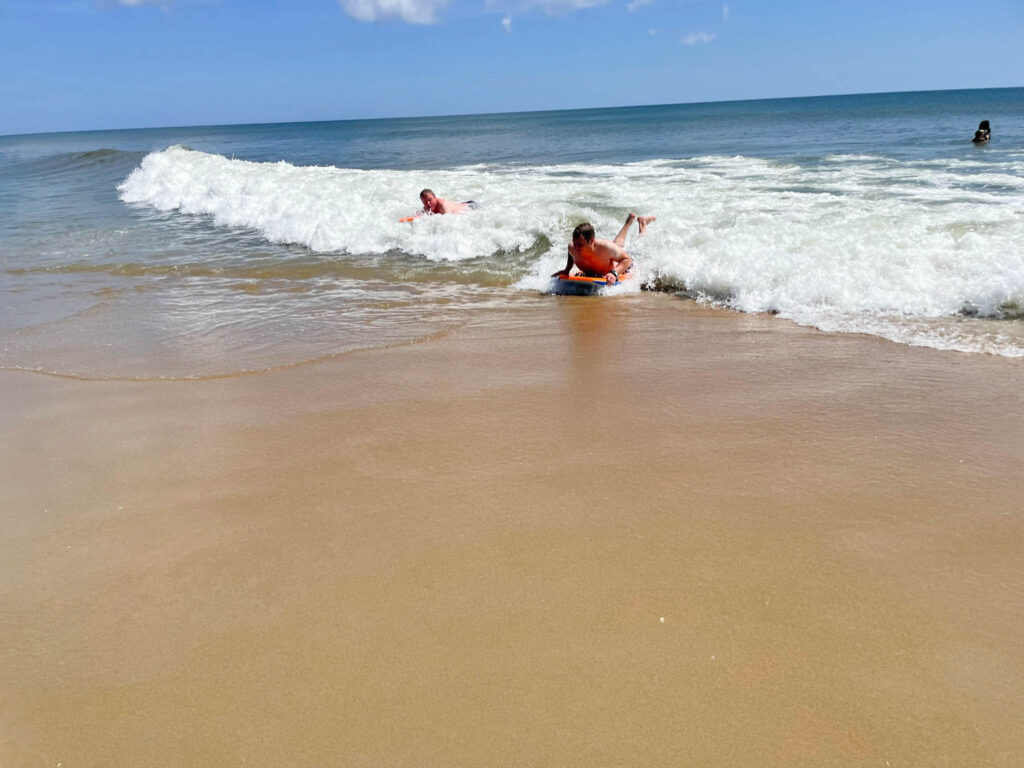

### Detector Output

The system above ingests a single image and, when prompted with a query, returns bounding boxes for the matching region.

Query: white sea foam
[119,146,540,262]
[120,146,1024,356]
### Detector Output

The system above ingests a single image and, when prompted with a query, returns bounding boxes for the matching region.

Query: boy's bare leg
[612,213,638,247]
[634,214,657,235]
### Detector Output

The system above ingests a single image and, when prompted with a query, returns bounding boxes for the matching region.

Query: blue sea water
[2,88,1023,377]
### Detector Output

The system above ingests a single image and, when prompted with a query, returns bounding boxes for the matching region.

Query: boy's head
[572,222,595,245]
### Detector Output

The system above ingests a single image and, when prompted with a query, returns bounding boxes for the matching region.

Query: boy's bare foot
[636,214,656,235]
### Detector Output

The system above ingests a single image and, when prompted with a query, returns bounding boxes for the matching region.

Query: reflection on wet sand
[3,295,1024,767]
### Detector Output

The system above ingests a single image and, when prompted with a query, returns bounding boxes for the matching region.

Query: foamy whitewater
[119,146,1024,354]
[3,89,1024,377]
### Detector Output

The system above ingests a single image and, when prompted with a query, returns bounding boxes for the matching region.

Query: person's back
[569,236,624,276]
[553,214,655,283]
[419,189,469,215]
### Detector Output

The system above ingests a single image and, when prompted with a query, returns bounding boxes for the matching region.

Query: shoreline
[3,294,1023,766]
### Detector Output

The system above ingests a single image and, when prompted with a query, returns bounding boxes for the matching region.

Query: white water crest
[120,146,1024,356]
[119,145,539,262]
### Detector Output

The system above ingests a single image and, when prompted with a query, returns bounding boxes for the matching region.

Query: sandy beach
[3,294,1023,767]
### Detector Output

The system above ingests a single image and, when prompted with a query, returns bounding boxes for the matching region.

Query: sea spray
[6,90,1024,374]
[121,146,1024,355]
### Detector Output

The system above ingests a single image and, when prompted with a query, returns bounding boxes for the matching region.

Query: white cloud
[502,13,512,30]
[682,31,716,44]
[101,0,169,5]
[554,0,606,9]
[722,3,728,21]
[339,0,449,24]
[486,0,608,16]
[97,0,206,7]
[91,0,178,10]
[626,0,653,11]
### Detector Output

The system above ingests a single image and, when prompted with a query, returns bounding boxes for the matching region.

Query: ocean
[2,87,1022,379]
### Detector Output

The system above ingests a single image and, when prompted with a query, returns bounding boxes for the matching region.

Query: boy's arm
[551,248,575,277]
[605,250,632,283]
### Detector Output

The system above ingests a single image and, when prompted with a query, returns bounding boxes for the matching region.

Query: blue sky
[1,0,1021,135]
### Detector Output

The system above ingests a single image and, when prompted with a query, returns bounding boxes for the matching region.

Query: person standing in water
[552,212,656,284]
[972,120,991,144]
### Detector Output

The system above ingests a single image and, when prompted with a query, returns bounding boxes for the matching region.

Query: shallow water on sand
[2,298,1023,767]
[2,88,1023,378]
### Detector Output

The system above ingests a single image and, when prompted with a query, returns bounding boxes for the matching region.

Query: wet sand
[2,294,1024,767]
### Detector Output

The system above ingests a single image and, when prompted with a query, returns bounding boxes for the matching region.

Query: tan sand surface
[2,294,1024,767]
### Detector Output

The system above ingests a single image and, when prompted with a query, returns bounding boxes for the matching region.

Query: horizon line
[2,85,1019,141]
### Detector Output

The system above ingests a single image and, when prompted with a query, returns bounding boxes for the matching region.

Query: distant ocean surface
[2,88,1023,378]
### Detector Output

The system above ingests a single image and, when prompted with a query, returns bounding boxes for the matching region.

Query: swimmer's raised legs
[635,213,657,236]
[554,212,657,282]
[612,213,657,246]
